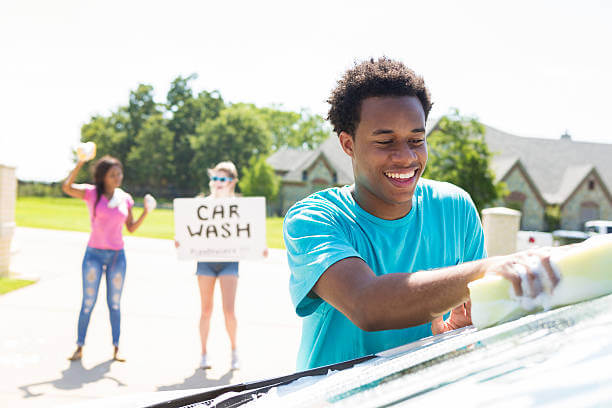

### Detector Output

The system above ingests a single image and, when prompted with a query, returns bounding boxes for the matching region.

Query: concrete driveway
[1,227,300,408]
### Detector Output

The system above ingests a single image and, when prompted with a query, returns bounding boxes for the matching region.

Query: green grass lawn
[0,277,36,295]
[16,196,286,249]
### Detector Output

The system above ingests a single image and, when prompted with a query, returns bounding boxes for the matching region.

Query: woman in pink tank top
[62,154,152,362]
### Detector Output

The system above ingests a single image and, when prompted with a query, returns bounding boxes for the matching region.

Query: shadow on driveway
[18,359,125,398]
[157,369,234,391]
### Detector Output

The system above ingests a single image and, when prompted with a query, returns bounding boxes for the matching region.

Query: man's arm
[312,251,554,332]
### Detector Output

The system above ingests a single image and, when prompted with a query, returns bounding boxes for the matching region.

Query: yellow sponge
[469,234,612,328]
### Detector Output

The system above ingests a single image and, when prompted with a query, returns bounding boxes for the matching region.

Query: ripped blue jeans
[77,247,126,346]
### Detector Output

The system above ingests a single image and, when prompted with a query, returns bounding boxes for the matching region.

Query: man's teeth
[385,170,417,179]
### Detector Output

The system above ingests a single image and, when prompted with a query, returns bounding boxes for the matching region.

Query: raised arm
[313,250,556,332]
[62,161,88,199]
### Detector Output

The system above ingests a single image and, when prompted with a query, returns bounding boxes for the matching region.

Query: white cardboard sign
[173,197,266,261]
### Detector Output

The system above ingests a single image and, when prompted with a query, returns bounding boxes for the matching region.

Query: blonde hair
[208,161,238,179]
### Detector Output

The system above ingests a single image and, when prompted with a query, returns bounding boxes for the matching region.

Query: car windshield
[160,294,612,407]
[239,294,612,407]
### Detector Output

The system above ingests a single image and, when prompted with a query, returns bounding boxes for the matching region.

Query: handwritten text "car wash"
[187,204,251,238]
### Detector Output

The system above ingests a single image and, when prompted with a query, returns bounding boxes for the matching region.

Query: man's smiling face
[339,95,427,220]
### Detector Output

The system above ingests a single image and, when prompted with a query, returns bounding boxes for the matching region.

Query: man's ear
[339,131,355,158]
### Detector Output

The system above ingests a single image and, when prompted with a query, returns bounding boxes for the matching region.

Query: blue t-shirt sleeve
[283,200,361,317]
[461,192,487,261]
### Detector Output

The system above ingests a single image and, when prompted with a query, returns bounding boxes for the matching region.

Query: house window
[332,172,338,184]
[302,170,307,181]
[588,179,595,190]
[505,191,526,211]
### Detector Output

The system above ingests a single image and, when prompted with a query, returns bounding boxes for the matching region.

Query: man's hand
[431,245,572,335]
[431,301,472,335]
[485,247,562,298]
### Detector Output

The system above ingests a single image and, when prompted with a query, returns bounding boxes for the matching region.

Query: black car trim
[145,354,376,408]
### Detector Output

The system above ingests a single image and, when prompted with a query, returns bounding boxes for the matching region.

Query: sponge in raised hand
[76,142,96,162]
[144,194,157,211]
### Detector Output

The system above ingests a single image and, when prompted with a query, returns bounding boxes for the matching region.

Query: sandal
[68,347,83,361]
[113,346,126,362]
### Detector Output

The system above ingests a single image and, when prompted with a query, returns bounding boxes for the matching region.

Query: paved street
[1,227,301,408]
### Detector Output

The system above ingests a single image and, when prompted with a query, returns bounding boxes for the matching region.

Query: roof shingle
[485,125,612,204]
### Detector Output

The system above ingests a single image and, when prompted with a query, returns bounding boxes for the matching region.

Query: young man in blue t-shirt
[283,57,559,370]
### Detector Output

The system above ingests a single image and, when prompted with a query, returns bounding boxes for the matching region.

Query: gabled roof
[267,136,354,185]
[316,136,354,184]
[542,165,593,204]
[490,156,519,183]
[555,166,612,208]
[484,125,612,206]
[266,146,316,173]
[502,159,548,207]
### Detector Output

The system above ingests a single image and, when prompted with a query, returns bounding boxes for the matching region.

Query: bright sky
[1,0,611,182]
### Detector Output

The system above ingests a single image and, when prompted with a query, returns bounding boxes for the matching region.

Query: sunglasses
[211,176,233,182]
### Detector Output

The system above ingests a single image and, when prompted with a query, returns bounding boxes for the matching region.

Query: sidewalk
[1,227,301,408]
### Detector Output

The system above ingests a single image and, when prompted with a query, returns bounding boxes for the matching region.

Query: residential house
[485,126,612,231]
[266,136,352,215]
[267,124,612,232]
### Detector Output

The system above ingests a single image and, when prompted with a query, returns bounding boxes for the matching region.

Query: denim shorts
[196,262,239,277]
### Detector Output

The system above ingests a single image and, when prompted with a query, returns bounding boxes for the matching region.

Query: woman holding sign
[62,143,156,362]
[176,161,242,370]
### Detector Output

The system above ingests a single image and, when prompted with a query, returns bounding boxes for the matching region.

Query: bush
[240,155,280,202]
[18,181,64,197]
[505,200,524,212]
[544,205,561,232]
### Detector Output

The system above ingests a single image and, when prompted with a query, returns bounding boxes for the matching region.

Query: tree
[292,109,333,150]
[259,106,300,150]
[76,76,327,199]
[189,104,272,191]
[424,109,505,211]
[79,84,159,186]
[259,106,332,150]
[166,74,225,191]
[126,115,175,192]
[78,111,130,183]
[544,205,561,232]
[127,84,159,140]
[240,155,280,203]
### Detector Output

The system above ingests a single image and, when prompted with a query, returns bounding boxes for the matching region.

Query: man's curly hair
[327,57,432,137]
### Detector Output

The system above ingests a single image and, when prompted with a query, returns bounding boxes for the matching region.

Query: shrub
[544,205,561,232]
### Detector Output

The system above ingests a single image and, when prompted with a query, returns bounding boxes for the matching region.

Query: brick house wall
[495,165,546,231]
[273,156,340,216]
